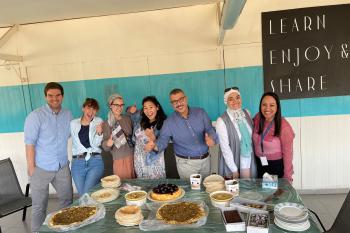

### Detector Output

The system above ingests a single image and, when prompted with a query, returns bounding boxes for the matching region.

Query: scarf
[228,109,252,157]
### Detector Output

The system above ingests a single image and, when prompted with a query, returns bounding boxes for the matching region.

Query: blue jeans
[71,155,104,196]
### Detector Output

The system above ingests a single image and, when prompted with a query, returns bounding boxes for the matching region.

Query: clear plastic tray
[230,197,268,213]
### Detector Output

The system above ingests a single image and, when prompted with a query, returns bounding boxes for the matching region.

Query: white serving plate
[274,202,308,220]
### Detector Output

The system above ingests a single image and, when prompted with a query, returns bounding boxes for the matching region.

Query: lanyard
[260,121,274,153]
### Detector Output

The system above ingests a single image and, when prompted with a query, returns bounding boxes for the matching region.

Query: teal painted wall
[1,65,350,133]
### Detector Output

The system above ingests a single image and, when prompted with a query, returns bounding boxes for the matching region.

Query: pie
[91,188,119,203]
[150,184,182,201]
[156,202,205,224]
[48,206,97,229]
[101,175,121,188]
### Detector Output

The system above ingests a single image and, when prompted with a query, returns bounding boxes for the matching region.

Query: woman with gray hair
[216,87,257,179]
[102,93,135,178]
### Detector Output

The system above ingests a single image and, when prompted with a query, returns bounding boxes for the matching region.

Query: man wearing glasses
[145,88,218,179]
[24,82,73,232]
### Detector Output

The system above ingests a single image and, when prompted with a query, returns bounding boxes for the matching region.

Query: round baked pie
[150,184,182,201]
[156,201,205,224]
[48,206,97,229]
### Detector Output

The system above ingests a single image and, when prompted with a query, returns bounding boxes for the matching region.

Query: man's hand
[145,128,156,142]
[28,164,36,177]
[144,140,155,152]
[25,144,36,177]
[205,133,215,147]
[106,135,113,147]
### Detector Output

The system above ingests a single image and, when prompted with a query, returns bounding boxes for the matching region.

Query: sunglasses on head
[224,86,239,93]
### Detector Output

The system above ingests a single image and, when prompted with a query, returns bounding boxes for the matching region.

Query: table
[39,178,321,233]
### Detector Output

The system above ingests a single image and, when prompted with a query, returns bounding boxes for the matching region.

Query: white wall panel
[0,133,27,192]
[301,115,350,189]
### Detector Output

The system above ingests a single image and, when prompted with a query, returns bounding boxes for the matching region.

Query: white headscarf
[224,88,240,105]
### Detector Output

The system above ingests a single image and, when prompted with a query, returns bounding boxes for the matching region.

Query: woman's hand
[232,172,240,179]
[145,128,156,142]
[106,135,113,147]
[96,122,103,135]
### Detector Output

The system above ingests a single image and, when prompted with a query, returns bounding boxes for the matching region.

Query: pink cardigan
[253,114,295,182]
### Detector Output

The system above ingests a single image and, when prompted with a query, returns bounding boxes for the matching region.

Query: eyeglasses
[110,103,125,108]
[170,96,186,105]
[224,86,239,93]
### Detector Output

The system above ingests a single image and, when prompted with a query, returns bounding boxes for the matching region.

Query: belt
[73,152,100,159]
[176,152,209,160]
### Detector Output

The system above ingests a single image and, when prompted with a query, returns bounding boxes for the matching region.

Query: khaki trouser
[175,155,211,179]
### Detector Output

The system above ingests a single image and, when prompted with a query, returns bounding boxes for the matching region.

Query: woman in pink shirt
[252,92,295,182]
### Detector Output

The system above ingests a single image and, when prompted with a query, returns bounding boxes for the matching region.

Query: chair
[0,158,32,232]
[310,190,350,233]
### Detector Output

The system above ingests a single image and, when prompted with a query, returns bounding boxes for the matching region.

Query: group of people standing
[24,82,294,232]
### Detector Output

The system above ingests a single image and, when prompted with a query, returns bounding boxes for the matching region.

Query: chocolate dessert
[223,210,242,223]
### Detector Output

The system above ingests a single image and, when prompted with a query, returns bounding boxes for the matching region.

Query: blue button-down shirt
[24,104,72,171]
[156,107,218,157]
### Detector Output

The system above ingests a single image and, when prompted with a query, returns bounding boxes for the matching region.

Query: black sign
[262,4,350,99]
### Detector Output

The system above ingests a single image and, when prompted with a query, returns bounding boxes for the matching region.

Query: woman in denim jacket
[71,98,104,196]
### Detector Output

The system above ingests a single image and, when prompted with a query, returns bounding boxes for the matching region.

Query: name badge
[260,156,269,166]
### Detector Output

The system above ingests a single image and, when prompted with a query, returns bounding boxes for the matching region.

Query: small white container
[125,190,147,206]
[225,179,239,195]
[190,174,202,190]
[210,191,234,208]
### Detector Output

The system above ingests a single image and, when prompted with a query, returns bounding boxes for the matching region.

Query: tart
[150,184,182,201]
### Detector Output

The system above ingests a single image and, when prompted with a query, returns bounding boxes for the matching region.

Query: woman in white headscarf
[102,93,135,179]
[216,87,257,179]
